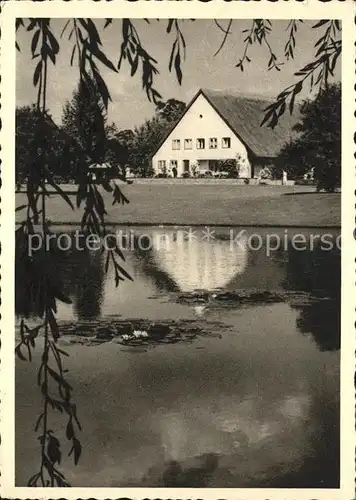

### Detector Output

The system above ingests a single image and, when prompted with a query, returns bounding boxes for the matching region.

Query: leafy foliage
[62,76,111,173]
[236,20,283,73]
[275,84,341,192]
[214,159,239,178]
[261,20,341,128]
[118,19,162,104]
[106,128,135,170]
[156,98,186,123]
[16,105,78,184]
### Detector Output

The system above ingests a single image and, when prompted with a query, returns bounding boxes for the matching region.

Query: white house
[151,89,298,178]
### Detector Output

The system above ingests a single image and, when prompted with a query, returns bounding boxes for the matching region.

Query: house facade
[151,89,298,178]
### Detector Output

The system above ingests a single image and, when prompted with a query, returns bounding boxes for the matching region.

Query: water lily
[132,330,148,338]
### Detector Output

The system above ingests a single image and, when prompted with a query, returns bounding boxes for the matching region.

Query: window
[172,139,180,150]
[170,160,178,168]
[209,138,218,149]
[184,139,192,150]
[197,138,205,149]
[158,160,166,171]
[222,137,231,148]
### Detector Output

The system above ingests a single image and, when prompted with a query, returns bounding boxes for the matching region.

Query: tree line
[16,77,186,185]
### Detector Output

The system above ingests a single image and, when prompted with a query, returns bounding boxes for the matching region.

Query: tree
[275,84,341,192]
[16,105,77,184]
[128,99,186,177]
[62,77,109,167]
[107,129,135,170]
[130,117,166,177]
[156,98,186,123]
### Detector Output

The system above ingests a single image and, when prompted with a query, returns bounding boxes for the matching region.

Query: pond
[15,226,340,488]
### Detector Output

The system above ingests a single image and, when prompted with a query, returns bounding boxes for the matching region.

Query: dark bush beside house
[274,83,341,192]
[214,158,239,178]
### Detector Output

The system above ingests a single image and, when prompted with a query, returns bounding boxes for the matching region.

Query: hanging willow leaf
[31,29,40,56]
[47,308,60,342]
[69,437,82,465]
[33,60,42,86]
[45,170,74,210]
[174,51,182,85]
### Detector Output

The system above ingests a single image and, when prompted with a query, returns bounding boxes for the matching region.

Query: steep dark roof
[153,89,300,159]
[202,89,300,158]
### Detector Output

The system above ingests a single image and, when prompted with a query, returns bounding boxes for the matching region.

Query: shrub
[214,158,239,177]
[190,163,199,177]
[275,84,340,192]
[259,166,272,180]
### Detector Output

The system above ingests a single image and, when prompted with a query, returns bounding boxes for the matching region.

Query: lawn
[15,183,341,227]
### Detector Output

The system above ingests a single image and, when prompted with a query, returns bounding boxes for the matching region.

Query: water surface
[16,226,340,487]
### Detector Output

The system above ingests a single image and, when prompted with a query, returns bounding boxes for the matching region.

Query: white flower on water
[120,330,148,341]
[132,330,148,338]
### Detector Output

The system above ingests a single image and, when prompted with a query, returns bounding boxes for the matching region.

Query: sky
[16,19,341,130]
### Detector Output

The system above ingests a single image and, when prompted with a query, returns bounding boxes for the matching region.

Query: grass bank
[15,184,340,227]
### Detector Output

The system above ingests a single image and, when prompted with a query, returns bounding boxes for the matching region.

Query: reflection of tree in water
[61,245,104,320]
[284,243,340,351]
[284,243,340,297]
[16,232,105,320]
[15,232,70,317]
[294,299,340,351]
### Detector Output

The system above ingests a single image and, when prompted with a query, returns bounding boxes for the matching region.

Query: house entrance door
[183,160,190,173]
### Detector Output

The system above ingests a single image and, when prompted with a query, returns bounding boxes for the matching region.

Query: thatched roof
[202,89,300,158]
[153,89,300,159]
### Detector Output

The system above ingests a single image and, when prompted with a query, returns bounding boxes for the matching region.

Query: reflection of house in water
[148,229,248,292]
[136,229,288,293]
